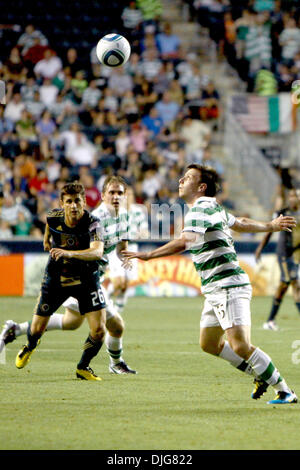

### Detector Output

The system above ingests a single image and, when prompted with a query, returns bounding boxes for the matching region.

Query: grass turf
[0,295,300,450]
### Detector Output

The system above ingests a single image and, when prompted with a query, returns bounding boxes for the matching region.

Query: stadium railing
[224,110,280,213]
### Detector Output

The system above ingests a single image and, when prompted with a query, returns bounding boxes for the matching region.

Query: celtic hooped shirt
[182,197,250,294]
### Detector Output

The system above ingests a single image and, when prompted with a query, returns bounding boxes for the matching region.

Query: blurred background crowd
[0,0,299,239]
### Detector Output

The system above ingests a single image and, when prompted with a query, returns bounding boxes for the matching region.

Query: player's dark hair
[186,164,220,197]
[60,182,86,200]
[102,175,127,194]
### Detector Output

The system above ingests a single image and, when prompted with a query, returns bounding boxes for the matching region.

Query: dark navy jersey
[275,208,300,260]
[45,209,102,287]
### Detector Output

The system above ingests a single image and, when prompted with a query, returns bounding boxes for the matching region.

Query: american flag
[230,95,269,133]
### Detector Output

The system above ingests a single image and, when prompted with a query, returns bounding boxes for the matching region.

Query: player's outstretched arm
[232,214,296,234]
[50,241,104,261]
[122,232,196,261]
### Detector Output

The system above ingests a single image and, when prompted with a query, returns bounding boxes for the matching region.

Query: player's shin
[247,347,292,394]
[105,333,123,365]
[219,341,254,375]
[77,334,103,369]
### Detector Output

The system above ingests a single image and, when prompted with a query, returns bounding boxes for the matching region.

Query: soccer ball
[96,34,131,67]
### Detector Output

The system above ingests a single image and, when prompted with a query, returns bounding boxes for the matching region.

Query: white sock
[45,313,63,331]
[219,341,254,376]
[247,347,291,393]
[18,322,29,336]
[105,334,123,365]
[16,314,63,337]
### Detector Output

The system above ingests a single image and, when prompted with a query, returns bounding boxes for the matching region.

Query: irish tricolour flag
[230,93,297,133]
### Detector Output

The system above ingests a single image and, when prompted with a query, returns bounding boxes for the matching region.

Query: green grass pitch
[0,295,300,450]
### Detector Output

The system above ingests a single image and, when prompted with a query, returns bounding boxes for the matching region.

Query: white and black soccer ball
[96,33,131,67]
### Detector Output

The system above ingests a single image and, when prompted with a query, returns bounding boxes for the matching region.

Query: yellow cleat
[15,345,35,369]
[76,367,102,381]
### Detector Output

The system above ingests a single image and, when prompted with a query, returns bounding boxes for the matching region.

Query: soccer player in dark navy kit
[256,188,300,330]
[15,182,107,380]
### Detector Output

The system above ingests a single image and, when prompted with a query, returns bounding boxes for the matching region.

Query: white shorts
[200,285,252,330]
[62,285,118,321]
[107,244,138,282]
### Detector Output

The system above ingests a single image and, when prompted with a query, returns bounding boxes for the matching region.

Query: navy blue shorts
[34,278,106,317]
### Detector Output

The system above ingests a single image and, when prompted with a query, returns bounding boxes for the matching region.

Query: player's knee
[90,324,106,341]
[106,314,124,337]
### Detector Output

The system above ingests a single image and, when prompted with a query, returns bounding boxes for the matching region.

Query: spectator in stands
[15,110,37,141]
[108,67,134,97]
[129,120,150,153]
[120,89,139,122]
[23,37,49,71]
[156,22,181,61]
[39,78,59,107]
[102,87,119,113]
[1,193,32,233]
[14,211,32,236]
[276,62,296,91]
[17,24,48,56]
[134,79,158,116]
[34,48,63,80]
[115,129,131,160]
[3,47,27,82]
[168,79,184,106]
[63,48,84,78]
[21,76,39,102]
[0,217,13,238]
[254,67,278,95]
[82,80,102,109]
[0,105,14,140]
[4,92,25,123]
[154,90,180,127]
[35,110,56,139]
[25,90,46,120]
[179,115,211,156]
[199,80,221,122]
[122,1,144,36]
[141,106,164,138]
[70,70,88,102]
[80,173,101,210]
[138,47,163,81]
[279,16,300,61]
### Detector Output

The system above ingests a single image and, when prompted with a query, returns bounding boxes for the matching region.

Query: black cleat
[251,377,269,399]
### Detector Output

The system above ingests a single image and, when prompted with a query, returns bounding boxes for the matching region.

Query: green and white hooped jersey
[92,202,129,279]
[183,197,250,294]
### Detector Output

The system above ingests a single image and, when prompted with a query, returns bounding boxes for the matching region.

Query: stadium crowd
[185,0,300,94]
[2,0,300,239]
[0,0,230,239]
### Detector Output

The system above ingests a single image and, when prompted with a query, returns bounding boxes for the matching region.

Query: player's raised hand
[271,214,297,232]
[121,250,150,261]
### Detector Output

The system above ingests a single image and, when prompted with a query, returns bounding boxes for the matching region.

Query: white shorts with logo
[107,243,138,282]
[62,285,118,321]
[200,285,252,330]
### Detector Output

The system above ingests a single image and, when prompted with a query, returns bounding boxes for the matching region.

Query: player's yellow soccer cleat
[251,377,269,399]
[15,344,37,369]
[76,367,102,381]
